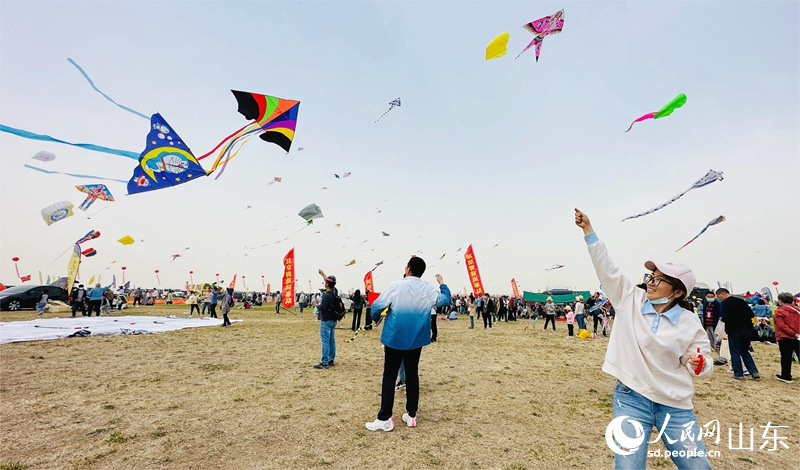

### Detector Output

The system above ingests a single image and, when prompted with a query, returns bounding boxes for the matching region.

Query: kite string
[67,58,149,120]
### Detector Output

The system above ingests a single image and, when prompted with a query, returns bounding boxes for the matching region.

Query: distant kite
[75,184,114,211]
[545,264,565,271]
[622,170,723,221]
[345,259,356,267]
[268,177,282,186]
[171,254,181,262]
[381,231,390,237]
[516,9,564,61]
[626,93,687,132]
[41,201,74,226]
[485,32,510,60]
[298,203,324,224]
[676,216,725,252]
[375,98,401,123]
[32,151,56,162]
[439,253,447,260]
[117,236,135,245]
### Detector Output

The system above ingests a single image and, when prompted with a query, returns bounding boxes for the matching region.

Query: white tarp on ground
[0,316,228,344]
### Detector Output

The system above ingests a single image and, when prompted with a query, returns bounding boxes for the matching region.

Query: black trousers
[430,314,438,341]
[209,304,218,318]
[351,308,362,331]
[190,304,200,315]
[71,301,86,317]
[364,308,373,329]
[88,299,101,316]
[778,338,800,379]
[544,314,556,330]
[378,346,422,420]
[222,312,231,326]
[568,324,574,337]
[483,311,492,328]
[593,313,605,334]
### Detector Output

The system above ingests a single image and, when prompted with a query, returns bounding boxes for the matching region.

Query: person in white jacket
[575,209,713,470]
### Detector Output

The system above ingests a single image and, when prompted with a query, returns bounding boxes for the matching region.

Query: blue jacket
[87,284,112,301]
[371,276,451,350]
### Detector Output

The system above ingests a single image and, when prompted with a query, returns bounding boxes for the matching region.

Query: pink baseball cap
[644,260,695,298]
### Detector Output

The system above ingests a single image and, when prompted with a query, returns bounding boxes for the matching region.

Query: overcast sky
[1,1,798,296]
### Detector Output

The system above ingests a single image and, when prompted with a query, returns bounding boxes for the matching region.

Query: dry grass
[1,305,798,469]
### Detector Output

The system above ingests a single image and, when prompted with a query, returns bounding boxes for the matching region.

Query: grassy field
[1,304,798,469]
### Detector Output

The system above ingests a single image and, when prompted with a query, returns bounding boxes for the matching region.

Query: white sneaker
[365,417,394,432]
[402,413,416,428]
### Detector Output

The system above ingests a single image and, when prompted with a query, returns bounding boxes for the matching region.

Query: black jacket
[318,288,339,322]
[721,296,754,334]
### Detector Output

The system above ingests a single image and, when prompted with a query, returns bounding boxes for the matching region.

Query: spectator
[716,288,760,381]
[774,292,800,383]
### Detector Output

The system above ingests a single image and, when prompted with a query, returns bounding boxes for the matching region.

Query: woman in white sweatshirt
[575,209,713,470]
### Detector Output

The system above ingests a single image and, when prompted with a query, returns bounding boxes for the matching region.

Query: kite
[375,98,401,123]
[201,90,300,178]
[516,9,564,61]
[41,201,74,226]
[32,151,55,162]
[485,32,510,60]
[381,231,390,237]
[371,261,384,272]
[25,164,127,183]
[622,170,724,221]
[676,216,725,252]
[626,93,687,132]
[117,236,135,245]
[439,253,446,260]
[545,264,565,271]
[76,230,101,245]
[298,203,324,224]
[267,177,283,186]
[492,244,499,248]
[127,113,208,194]
[342,172,351,178]
[81,248,97,257]
[345,260,356,266]
[75,184,114,211]
[171,254,182,262]
[334,174,340,179]
[297,147,304,152]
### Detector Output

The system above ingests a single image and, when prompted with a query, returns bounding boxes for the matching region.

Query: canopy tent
[522,291,591,303]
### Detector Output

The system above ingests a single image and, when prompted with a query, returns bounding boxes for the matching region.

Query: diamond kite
[32,151,56,162]
[298,204,324,224]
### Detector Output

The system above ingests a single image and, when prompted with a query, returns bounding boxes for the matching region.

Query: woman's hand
[687,350,703,370]
[574,208,594,235]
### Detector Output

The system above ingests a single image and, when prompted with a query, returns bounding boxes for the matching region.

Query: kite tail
[67,58,149,120]
[675,237,698,252]
[213,135,255,180]
[374,108,393,123]
[24,164,128,183]
[625,113,657,132]
[197,122,252,161]
[1,124,139,159]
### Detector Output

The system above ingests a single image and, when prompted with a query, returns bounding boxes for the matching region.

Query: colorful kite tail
[67,58,149,120]
[625,113,656,132]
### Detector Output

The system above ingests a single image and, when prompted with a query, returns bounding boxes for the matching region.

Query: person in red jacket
[774,292,800,383]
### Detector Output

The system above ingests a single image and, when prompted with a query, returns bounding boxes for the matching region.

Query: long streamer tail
[67,58,149,120]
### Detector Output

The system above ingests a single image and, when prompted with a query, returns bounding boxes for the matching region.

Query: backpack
[332,294,346,321]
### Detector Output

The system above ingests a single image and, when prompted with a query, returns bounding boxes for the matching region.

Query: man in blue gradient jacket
[365,256,451,432]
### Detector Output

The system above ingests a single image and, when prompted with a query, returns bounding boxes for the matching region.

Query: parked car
[170,290,187,299]
[0,285,69,311]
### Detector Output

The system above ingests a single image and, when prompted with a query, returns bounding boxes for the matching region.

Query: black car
[0,285,69,311]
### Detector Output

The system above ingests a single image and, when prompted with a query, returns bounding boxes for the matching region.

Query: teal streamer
[67,58,149,120]
[1,124,139,159]
[24,164,127,183]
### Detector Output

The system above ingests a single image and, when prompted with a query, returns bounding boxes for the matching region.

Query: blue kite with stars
[127,113,207,195]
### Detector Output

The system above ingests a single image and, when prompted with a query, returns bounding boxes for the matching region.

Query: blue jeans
[576,314,586,331]
[470,316,475,328]
[729,330,759,377]
[320,320,336,365]
[612,381,713,470]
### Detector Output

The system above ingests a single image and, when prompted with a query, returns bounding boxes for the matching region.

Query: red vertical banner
[364,271,374,293]
[266,283,271,294]
[511,278,520,299]
[229,274,237,289]
[282,248,295,308]
[464,245,485,297]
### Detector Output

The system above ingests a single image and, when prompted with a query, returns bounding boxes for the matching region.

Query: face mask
[650,295,673,305]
